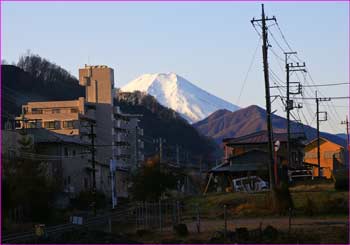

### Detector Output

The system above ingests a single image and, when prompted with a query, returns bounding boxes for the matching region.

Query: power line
[282,96,350,100]
[270,82,349,88]
[274,21,294,52]
[236,37,261,105]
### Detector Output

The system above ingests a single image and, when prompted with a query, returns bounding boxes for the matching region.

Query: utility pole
[251,4,276,189]
[135,126,139,167]
[341,116,349,165]
[285,52,305,169]
[176,144,180,166]
[159,138,163,164]
[315,91,331,177]
[90,124,97,216]
[154,137,165,167]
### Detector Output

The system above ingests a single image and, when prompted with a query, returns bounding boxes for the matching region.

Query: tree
[2,129,57,223]
[129,156,178,201]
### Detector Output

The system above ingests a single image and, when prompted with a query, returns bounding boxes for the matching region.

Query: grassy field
[122,182,349,243]
[183,182,349,218]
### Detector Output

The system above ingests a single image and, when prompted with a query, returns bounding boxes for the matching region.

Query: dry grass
[184,182,349,218]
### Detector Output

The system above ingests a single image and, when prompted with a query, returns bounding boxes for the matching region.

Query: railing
[2,207,134,244]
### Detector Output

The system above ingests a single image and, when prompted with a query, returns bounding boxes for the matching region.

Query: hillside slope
[194,105,347,149]
[2,60,219,165]
[115,91,220,162]
[2,64,84,125]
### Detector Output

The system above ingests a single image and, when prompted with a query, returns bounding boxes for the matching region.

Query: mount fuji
[121,73,239,123]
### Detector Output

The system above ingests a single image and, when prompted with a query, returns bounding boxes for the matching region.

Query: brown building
[16,97,94,136]
[304,137,345,179]
[15,65,144,203]
[223,130,307,169]
[2,128,90,208]
[205,130,307,193]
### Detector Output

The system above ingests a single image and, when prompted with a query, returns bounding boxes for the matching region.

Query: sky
[2,1,349,135]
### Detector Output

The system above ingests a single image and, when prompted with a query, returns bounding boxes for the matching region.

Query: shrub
[304,197,316,216]
[270,183,294,215]
[322,197,348,214]
[173,224,189,236]
[71,191,107,210]
[334,169,349,191]
[263,225,279,240]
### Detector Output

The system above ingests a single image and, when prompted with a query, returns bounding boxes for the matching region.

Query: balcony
[114,120,122,129]
[138,128,144,136]
[114,133,128,143]
[79,113,96,123]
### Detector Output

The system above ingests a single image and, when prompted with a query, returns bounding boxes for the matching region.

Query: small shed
[204,149,278,194]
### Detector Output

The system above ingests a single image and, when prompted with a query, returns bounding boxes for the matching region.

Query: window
[28,121,37,128]
[84,178,88,189]
[305,152,317,159]
[44,121,55,129]
[63,121,74,129]
[71,108,78,113]
[324,151,335,159]
[54,121,61,129]
[52,108,61,114]
[32,108,43,114]
[64,147,69,156]
[72,149,76,156]
[67,176,71,185]
[291,152,297,163]
[8,150,16,160]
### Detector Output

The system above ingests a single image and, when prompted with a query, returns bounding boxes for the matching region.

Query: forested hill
[2,53,219,165]
[115,91,220,163]
[2,54,84,125]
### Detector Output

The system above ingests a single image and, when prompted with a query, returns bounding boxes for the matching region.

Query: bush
[334,169,349,191]
[71,191,107,210]
[130,159,178,201]
[236,227,249,241]
[270,183,294,215]
[173,224,189,236]
[304,197,316,216]
[322,197,348,214]
[136,229,152,237]
[263,225,279,240]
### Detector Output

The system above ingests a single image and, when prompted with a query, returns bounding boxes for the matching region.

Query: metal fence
[134,200,183,231]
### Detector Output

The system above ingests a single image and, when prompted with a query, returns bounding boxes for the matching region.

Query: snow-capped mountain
[121,73,239,123]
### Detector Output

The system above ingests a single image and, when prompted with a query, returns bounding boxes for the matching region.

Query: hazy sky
[2,2,349,134]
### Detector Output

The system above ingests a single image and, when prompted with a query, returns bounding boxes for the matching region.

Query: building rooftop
[223,130,306,146]
[19,128,88,145]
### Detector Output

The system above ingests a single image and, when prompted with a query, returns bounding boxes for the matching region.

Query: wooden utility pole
[251,4,276,189]
[341,116,349,165]
[176,144,180,166]
[285,53,305,169]
[154,137,164,167]
[316,91,320,177]
[159,138,164,164]
[315,91,331,177]
[90,124,97,216]
[285,51,296,169]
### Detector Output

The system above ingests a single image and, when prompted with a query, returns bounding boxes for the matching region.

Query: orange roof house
[304,137,345,179]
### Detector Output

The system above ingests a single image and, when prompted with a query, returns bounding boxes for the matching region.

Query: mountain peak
[121,73,239,123]
[194,104,347,149]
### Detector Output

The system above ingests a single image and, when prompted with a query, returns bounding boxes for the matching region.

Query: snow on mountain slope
[121,73,239,123]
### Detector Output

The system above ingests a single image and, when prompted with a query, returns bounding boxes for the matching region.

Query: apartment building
[114,107,144,170]
[16,65,144,204]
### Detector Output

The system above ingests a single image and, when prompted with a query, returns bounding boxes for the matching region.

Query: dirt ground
[125,216,349,243]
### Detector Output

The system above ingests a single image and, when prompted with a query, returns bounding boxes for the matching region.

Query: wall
[304,139,344,179]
